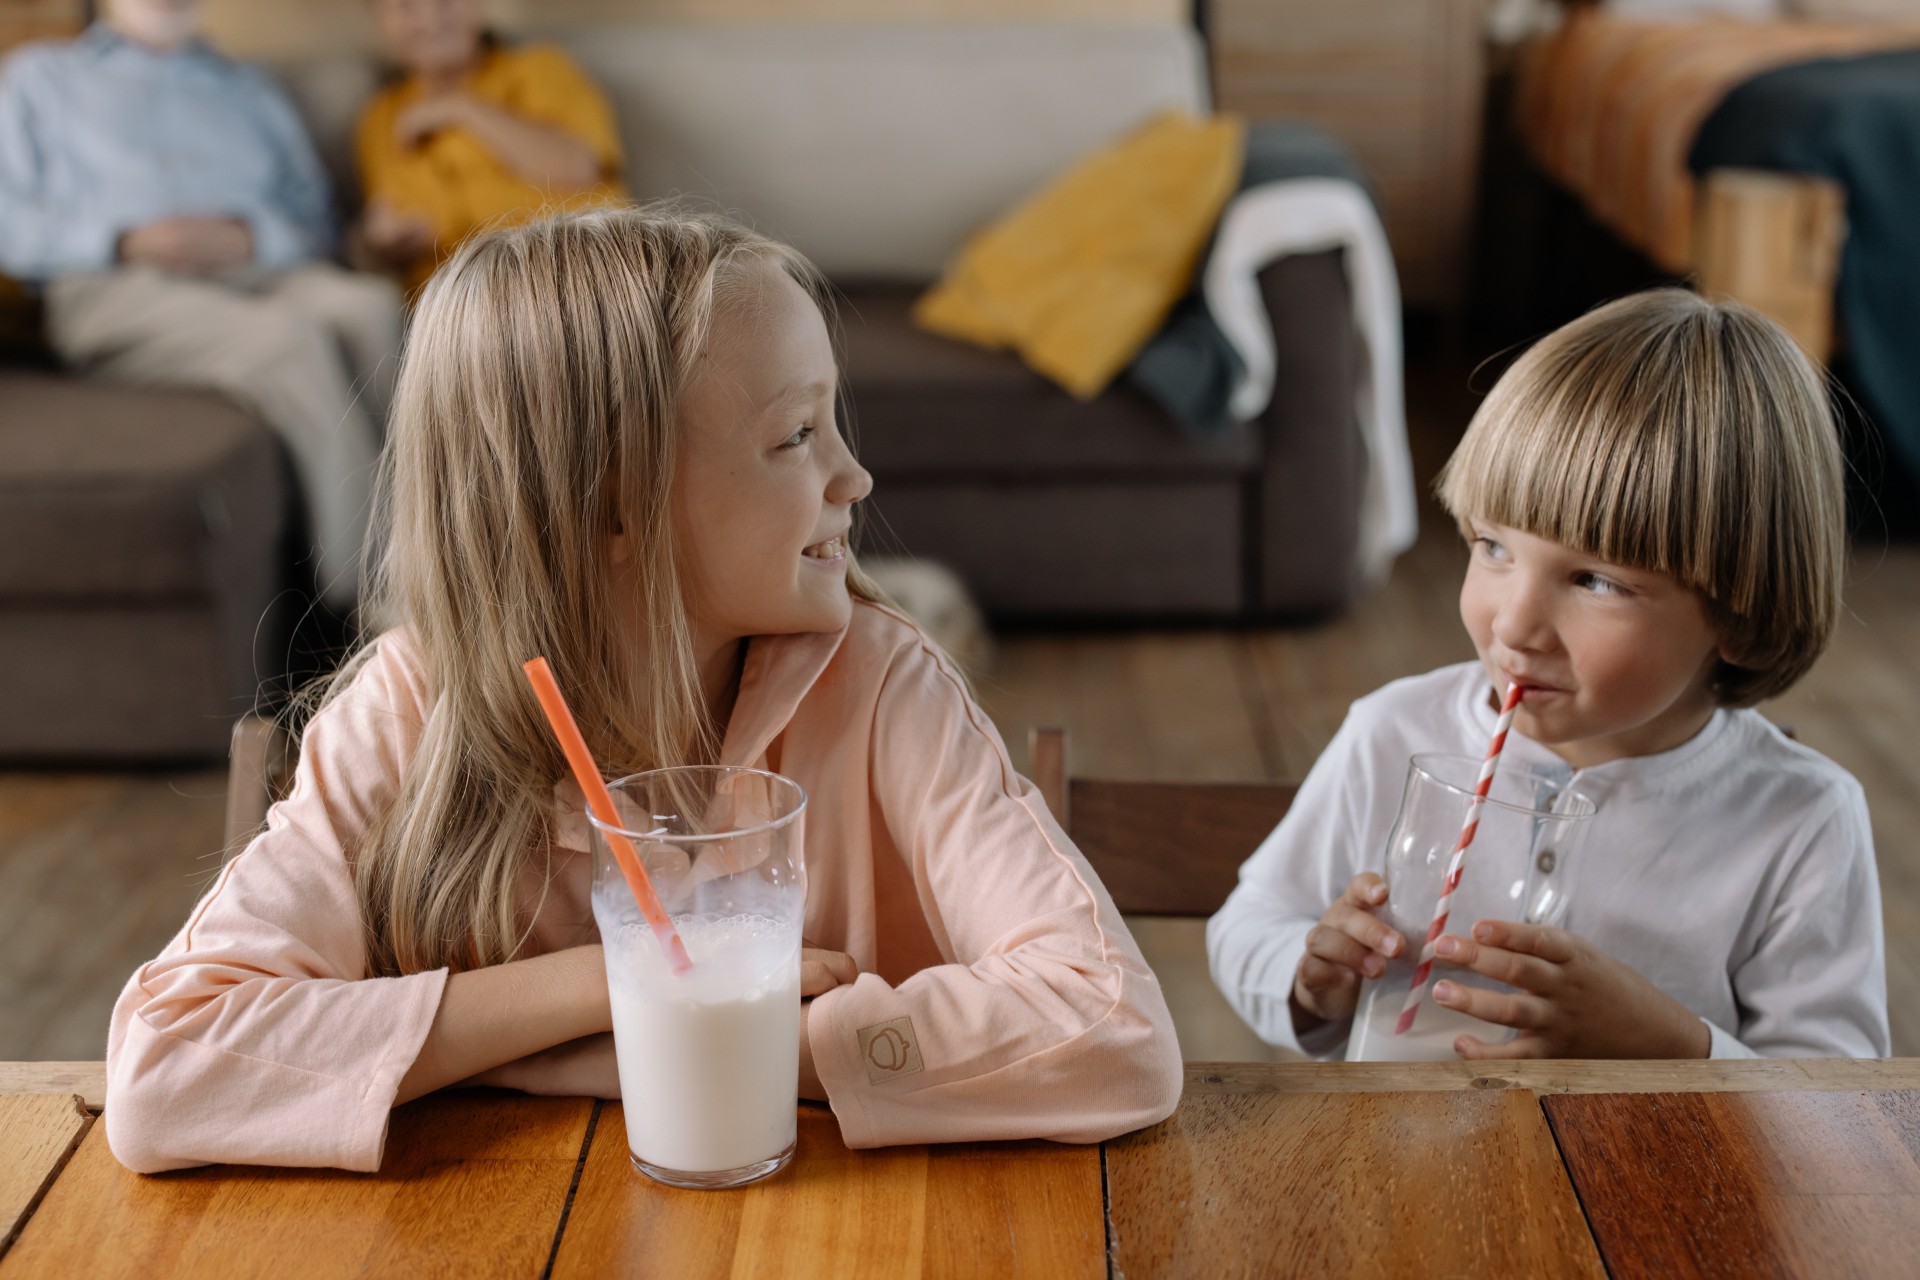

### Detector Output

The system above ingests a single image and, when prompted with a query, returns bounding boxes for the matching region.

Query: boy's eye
[1473,535,1508,561]
[779,424,816,450]
[1575,571,1626,597]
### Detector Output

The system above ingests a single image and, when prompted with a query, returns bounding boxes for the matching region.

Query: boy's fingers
[1297,954,1362,996]
[1431,979,1551,1030]
[1453,1033,1546,1061]
[1434,935,1558,992]
[1328,902,1405,959]
[1305,924,1382,977]
[1470,919,1576,964]
[1341,872,1389,908]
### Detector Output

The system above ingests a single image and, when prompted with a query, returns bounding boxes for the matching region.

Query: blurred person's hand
[360,197,435,266]
[394,92,475,149]
[117,216,253,273]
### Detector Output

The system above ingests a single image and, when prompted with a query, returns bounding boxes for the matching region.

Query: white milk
[1346,959,1512,1062]
[605,913,801,1175]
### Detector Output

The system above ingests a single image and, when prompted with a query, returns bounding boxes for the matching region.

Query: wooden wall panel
[1210,0,1488,310]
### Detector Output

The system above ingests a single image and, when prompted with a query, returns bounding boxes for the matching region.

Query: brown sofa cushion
[835,287,1259,479]
[0,372,287,601]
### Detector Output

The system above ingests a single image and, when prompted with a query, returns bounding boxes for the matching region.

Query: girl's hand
[1431,920,1712,1059]
[1291,873,1406,1031]
[802,947,858,998]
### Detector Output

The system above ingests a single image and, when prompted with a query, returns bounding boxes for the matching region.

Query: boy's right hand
[1291,873,1405,1031]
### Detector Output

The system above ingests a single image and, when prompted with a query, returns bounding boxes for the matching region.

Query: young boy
[1209,289,1888,1060]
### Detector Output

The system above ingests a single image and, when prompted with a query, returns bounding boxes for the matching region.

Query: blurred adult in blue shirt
[0,0,401,611]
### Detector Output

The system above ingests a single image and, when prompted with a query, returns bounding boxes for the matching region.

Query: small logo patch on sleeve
[856,1016,924,1084]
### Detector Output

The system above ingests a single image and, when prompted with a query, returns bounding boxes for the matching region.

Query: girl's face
[673,262,873,658]
[1459,519,1728,769]
[374,0,484,79]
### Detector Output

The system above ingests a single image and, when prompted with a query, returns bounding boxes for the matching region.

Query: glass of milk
[1346,753,1597,1062]
[588,765,807,1189]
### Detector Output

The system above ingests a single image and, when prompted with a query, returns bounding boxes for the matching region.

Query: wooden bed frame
[1543,1,1849,360]
[1695,168,1845,362]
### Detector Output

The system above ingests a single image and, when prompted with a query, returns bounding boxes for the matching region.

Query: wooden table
[4,1059,1919,1278]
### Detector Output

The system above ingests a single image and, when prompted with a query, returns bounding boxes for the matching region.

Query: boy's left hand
[1430,920,1712,1059]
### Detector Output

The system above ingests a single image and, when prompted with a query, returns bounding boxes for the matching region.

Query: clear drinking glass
[1346,753,1597,1062]
[587,765,807,1188]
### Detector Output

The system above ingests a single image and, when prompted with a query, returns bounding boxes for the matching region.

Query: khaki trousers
[45,264,402,610]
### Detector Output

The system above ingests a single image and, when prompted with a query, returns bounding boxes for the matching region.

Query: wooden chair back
[1026,727,1295,917]
[225,713,297,856]
[223,717,1299,908]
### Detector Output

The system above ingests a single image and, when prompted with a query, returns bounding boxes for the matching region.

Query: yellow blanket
[913,110,1244,400]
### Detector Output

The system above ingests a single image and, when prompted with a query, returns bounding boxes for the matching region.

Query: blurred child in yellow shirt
[357,0,627,291]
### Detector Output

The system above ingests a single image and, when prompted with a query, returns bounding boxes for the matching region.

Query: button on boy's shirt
[1209,661,1888,1062]
[0,24,334,282]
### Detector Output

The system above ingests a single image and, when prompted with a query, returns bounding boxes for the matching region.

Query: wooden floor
[3,358,1917,1062]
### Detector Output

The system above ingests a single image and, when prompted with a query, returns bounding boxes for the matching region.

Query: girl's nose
[827,430,874,506]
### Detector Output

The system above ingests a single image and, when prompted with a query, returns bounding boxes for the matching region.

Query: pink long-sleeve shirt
[105,602,1183,1172]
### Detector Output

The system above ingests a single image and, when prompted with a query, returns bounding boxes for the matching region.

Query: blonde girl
[106,206,1182,1172]
[1211,289,1888,1061]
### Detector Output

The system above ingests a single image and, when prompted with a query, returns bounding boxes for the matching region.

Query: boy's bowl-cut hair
[1438,288,1844,708]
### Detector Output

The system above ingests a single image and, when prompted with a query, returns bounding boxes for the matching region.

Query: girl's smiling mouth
[802,535,847,563]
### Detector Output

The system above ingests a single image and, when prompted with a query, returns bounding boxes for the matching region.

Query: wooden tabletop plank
[0,1095,90,1259]
[550,1103,1103,1279]
[0,1064,105,1112]
[1107,1089,1605,1279]
[1545,1090,1920,1280]
[0,1093,593,1280]
[5,1058,1912,1116]
[1182,1058,1920,1096]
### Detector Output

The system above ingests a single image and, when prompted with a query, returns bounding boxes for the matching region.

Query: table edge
[1180,1058,1920,1095]
[0,1064,106,1112]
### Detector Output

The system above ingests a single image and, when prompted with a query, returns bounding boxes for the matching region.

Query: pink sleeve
[104,639,449,1173]
[806,638,1183,1146]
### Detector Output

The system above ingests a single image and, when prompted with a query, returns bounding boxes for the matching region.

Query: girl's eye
[1473,536,1508,562]
[779,424,816,450]
[1575,572,1626,597]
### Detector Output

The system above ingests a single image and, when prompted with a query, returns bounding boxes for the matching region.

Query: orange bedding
[1517,10,1920,272]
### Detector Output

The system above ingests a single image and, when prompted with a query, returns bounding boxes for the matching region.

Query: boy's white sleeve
[1207,709,1379,1058]
[1716,785,1889,1059]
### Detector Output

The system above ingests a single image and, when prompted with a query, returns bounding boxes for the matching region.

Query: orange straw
[522,657,694,976]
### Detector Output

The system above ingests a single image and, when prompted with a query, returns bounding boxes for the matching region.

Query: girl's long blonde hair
[339,205,879,977]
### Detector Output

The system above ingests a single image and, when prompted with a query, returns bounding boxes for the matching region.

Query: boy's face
[1459,519,1728,769]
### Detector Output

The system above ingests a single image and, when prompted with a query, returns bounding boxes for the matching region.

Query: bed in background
[1513,1,1920,479]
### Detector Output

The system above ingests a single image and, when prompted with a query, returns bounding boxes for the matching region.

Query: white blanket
[1202,178,1419,585]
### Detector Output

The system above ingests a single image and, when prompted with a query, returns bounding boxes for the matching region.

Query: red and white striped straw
[1394,681,1525,1036]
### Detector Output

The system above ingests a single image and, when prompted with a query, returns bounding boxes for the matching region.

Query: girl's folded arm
[806,636,1183,1147]
[103,638,529,1173]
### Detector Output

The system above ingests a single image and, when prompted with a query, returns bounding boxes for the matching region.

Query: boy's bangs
[1443,379,1725,604]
